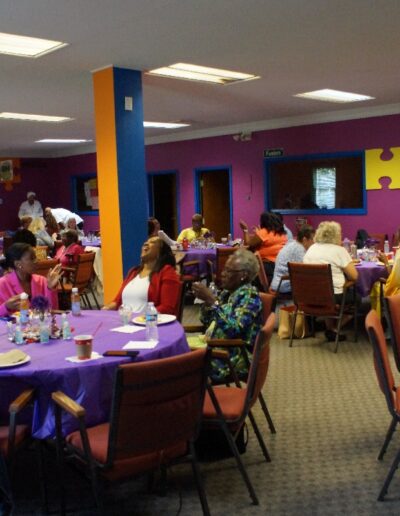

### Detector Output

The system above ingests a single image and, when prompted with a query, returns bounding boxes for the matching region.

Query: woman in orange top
[240,212,287,282]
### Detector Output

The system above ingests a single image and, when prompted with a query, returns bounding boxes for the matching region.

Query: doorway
[195,167,232,241]
[148,171,179,238]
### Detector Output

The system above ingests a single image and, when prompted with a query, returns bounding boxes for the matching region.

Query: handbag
[278,305,308,339]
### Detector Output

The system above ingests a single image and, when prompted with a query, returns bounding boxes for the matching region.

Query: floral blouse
[200,283,263,381]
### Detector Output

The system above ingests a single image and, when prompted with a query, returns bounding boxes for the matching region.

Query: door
[148,172,178,238]
[197,168,231,241]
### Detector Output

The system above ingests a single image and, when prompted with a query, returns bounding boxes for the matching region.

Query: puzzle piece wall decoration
[365,147,400,190]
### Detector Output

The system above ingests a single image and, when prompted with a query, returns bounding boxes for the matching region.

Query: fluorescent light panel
[147,63,259,85]
[294,89,374,103]
[0,31,67,58]
[36,139,91,143]
[0,112,72,122]
[144,121,190,129]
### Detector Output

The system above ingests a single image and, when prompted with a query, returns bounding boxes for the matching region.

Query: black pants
[263,260,276,285]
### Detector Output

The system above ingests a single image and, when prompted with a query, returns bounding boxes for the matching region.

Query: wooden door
[199,169,231,241]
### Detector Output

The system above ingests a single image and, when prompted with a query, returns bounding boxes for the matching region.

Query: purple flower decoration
[31,295,50,312]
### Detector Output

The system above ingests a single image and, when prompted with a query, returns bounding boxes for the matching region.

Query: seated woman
[66,217,84,238]
[303,221,358,341]
[54,229,84,267]
[240,211,288,283]
[191,249,262,381]
[12,228,37,247]
[103,236,180,314]
[28,217,55,249]
[0,243,61,316]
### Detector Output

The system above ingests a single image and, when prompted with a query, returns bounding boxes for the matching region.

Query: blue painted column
[93,67,148,302]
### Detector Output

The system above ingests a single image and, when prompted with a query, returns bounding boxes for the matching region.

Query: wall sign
[264,148,284,158]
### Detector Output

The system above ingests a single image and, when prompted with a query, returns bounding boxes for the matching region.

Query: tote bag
[278,305,308,339]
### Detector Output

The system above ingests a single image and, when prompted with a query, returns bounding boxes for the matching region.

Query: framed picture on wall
[71,174,99,214]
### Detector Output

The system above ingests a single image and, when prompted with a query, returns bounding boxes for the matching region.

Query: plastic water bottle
[71,287,81,316]
[145,302,158,341]
[61,313,72,340]
[14,322,24,345]
[343,238,350,253]
[39,320,50,343]
[227,233,233,246]
[209,282,218,297]
[384,239,390,254]
[20,293,29,324]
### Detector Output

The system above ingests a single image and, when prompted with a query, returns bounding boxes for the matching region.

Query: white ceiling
[1,0,400,157]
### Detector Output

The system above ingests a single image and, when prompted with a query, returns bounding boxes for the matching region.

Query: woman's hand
[239,219,248,232]
[5,294,21,312]
[377,250,389,266]
[192,282,217,306]
[102,302,117,310]
[47,263,62,289]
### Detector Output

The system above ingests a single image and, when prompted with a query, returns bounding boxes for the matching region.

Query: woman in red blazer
[103,236,180,314]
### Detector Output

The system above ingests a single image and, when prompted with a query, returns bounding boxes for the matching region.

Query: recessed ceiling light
[294,89,374,103]
[0,112,72,122]
[36,139,91,143]
[0,31,67,58]
[147,63,259,85]
[143,121,190,129]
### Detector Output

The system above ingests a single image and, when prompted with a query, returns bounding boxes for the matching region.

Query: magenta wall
[2,113,400,241]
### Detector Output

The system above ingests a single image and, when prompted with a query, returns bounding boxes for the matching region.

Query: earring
[241,277,245,281]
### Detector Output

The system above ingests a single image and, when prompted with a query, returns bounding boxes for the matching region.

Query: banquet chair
[173,280,185,322]
[203,312,275,506]
[255,252,269,292]
[209,247,237,288]
[370,233,386,252]
[288,262,358,352]
[52,348,211,515]
[384,294,400,372]
[365,310,400,501]
[59,251,100,309]
[34,258,58,278]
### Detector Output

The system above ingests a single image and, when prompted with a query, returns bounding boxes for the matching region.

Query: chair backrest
[215,247,237,287]
[259,292,274,324]
[245,313,275,410]
[34,258,58,277]
[288,262,336,315]
[365,310,397,416]
[71,252,95,291]
[384,294,400,372]
[106,348,209,464]
[369,233,386,252]
[35,246,48,261]
[255,252,269,292]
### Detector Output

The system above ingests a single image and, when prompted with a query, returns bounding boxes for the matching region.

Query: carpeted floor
[9,306,400,515]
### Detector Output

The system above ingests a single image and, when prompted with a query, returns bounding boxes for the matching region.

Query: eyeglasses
[224,268,246,275]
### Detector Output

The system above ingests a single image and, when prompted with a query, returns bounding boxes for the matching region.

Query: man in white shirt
[18,192,43,220]
[45,207,84,229]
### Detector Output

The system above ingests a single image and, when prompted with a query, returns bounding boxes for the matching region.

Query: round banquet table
[180,245,233,277]
[0,310,189,438]
[355,261,388,297]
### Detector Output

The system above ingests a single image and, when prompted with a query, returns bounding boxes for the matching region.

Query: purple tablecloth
[355,261,388,297]
[81,237,101,247]
[182,248,216,277]
[0,311,189,438]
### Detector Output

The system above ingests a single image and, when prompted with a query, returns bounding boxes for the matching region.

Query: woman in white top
[303,221,358,341]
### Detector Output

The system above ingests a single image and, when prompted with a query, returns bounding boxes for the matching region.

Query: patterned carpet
[9,307,400,515]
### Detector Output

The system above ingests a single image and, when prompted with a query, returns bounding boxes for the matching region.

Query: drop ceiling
[1,0,400,157]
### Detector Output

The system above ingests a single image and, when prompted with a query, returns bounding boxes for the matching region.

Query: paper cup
[74,335,93,360]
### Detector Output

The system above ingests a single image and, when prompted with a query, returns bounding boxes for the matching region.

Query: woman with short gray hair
[191,249,262,381]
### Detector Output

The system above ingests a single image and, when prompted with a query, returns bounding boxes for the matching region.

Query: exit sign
[264,148,284,158]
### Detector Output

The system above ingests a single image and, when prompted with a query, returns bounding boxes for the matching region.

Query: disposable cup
[74,334,93,360]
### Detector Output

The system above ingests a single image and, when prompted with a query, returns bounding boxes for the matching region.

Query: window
[313,167,336,209]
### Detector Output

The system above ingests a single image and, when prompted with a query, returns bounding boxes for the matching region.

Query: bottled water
[145,302,159,341]
[39,319,50,343]
[71,287,81,316]
[20,293,29,324]
[61,313,72,340]
[209,282,218,297]
[384,240,390,254]
[343,238,350,253]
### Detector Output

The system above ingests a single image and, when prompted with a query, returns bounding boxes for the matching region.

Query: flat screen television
[265,151,366,214]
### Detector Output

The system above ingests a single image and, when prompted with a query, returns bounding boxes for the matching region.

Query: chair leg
[378,447,400,501]
[36,441,49,514]
[54,406,66,516]
[257,393,276,434]
[247,411,271,463]
[289,309,298,348]
[89,284,101,310]
[378,417,398,460]
[189,441,211,516]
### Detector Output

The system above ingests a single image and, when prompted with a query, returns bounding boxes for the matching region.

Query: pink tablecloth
[0,310,189,438]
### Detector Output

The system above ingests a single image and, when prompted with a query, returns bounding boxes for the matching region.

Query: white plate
[133,314,177,326]
[0,354,31,368]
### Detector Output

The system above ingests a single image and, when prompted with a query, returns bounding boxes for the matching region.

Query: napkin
[111,325,144,334]
[65,352,103,363]
[0,349,28,366]
[123,341,158,350]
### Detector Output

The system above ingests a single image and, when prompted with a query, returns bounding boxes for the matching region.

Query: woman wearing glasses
[191,248,262,381]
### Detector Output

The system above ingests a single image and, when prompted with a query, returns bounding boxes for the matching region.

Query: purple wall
[2,113,400,241]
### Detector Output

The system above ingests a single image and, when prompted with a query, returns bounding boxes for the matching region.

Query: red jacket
[113,265,180,314]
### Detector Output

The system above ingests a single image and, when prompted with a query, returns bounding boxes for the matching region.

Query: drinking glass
[118,305,133,325]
